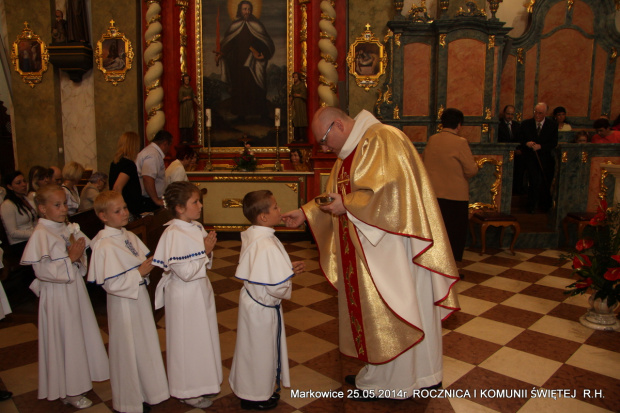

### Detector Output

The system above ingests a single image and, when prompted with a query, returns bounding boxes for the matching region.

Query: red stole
[336,148,369,361]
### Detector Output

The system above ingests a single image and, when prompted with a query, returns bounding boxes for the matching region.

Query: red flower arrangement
[233,142,258,172]
[564,199,620,306]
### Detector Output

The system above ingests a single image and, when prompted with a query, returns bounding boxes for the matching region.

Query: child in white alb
[20,185,109,409]
[229,190,305,410]
[153,181,221,409]
[88,191,169,413]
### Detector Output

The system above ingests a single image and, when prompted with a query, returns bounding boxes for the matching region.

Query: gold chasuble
[303,122,460,364]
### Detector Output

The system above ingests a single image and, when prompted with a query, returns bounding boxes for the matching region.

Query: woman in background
[554,106,572,132]
[109,132,143,218]
[1,171,37,256]
[62,162,85,216]
[27,165,50,208]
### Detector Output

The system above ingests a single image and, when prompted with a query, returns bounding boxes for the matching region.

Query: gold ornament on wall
[439,34,446,48]
[488,35,495,50]
[346,24,387,91]
[517,48,524,64]
[11,22,49,88]
[96,20,134,85]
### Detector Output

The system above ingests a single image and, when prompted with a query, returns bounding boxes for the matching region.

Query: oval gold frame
[346,24,386,92]
[95,20,134,86]
[10,22,49,88]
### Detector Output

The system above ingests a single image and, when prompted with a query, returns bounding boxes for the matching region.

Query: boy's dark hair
[176,144,196,161]
[441,108,464,129]
[152,129,173,144]
[593,118,610,130]
[243,190,273,224]
[164,181,201,217]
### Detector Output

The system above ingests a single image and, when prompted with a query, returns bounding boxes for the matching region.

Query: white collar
[339,110,381,160]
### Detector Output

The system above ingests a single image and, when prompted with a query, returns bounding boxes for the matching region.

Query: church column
[144,0,165,141]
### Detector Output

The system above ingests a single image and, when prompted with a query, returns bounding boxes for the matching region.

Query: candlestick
[205,126,213,171]
[206,108,212,127]
[274,126,282,171]
[275,108,280,127]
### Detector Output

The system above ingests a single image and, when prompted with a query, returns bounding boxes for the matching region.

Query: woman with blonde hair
[62,162,85,216]
[27,165,50,207]
[109,131,143,217]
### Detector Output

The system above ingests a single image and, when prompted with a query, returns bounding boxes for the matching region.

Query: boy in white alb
[229,190,305,410]
[87,191,169,413]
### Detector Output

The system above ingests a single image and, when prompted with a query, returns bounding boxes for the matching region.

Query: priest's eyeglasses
[319,122,335,145]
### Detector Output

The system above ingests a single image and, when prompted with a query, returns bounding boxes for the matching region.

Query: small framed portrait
[10,22,49,88]
[346,24,386,91]
[95,20,134,85]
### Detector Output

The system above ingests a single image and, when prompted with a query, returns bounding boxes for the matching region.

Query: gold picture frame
[346,24,386,91]
[95,20,134,86]
[10,22,49,88]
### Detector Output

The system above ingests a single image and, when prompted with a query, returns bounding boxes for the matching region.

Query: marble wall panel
[61,70,97,170]
[590,45,607,120]
[586,157,620,212]
[539,29,592,117]
[611,58,620,120]
[460,125,481,143]
[542,1,566,35]
[5,0,60,173]
[523,47,537,115]
[499,55,516,110]
[572,0,594,35]
[446,39,485,117]
[403,125,428,142]
[403,43,431,116]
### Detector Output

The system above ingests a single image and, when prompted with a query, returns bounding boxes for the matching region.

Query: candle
[275,108,280,127]
[206,108,212,127]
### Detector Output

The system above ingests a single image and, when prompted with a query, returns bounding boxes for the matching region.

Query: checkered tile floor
[1,241,619,412]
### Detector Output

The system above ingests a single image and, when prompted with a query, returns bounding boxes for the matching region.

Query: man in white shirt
[136,130,172,211]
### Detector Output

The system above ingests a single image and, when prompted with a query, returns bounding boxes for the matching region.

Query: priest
[282,107,460,398]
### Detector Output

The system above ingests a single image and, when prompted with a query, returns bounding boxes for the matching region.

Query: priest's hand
[320,193,346,216]
[292,261,305,275]
[282,209,306,228]
[204,231,217,255]
[68,237,86,263]
[138,257,154,277]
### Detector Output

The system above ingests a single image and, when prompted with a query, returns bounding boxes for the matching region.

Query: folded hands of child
[68,238,86,263]
[204,231,217,255]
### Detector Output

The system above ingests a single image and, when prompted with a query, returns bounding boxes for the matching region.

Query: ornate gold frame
[95,20,134,86]
[347,24,387,91]
[195,0,295,149]
[10,22,49,88]
[469,158,503,211]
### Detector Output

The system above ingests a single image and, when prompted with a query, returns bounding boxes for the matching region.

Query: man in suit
[498,105,525,193]
[498,105,520,143]
[520,102,558,213]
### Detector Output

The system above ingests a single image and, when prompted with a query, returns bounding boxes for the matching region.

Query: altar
[188,170,314,231]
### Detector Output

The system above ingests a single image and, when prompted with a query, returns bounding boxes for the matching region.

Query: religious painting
[197,0,293,148]
[10,22,49,88]
[95,20,134,86]
[347,24,386,92]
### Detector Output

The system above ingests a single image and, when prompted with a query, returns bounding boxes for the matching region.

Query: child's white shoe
[181,396,213,409]
[61,395,93,409]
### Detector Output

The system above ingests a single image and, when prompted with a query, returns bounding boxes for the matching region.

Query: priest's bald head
[311,107,355,155]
